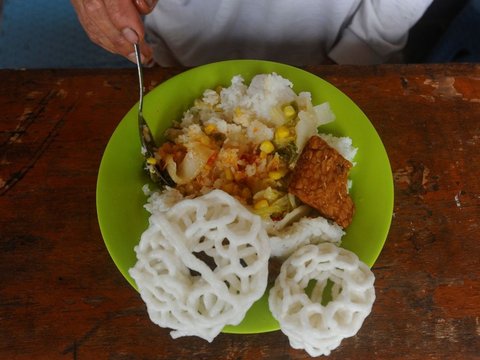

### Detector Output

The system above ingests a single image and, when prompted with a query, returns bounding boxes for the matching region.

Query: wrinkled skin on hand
[71,0,158,64]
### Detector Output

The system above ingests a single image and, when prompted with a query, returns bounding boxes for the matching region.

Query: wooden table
[1,64,479,359]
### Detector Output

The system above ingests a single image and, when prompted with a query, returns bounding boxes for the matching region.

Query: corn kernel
[146,157,156,165]
[268,169,287,180]
[224,168,233,181]
[204,124,216,135]
[283,105,296,118]
[234,107,243,117]
[260,140,275,154]
[254,199,269,210]
[275,126,290,140]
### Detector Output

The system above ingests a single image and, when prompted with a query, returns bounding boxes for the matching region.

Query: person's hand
[71,0,158,64]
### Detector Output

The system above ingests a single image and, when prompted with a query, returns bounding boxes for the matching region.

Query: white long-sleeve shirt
[145,0,432,67]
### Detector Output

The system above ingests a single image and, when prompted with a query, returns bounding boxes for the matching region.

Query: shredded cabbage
[165,142,214,184]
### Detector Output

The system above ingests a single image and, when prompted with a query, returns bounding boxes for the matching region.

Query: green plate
[96,60,393,334]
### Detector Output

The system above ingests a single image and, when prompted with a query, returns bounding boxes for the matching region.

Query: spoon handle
[134,43,144,115]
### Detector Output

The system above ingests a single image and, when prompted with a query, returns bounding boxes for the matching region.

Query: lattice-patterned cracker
[129,190,270,342]
[268,243,375,357]
[268,215,345,259]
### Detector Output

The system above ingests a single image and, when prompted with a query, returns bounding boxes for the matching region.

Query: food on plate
[151,73,355,224]
[268,243,376,357]
[129,73,375,356]
[267,212,344,259]
[289,135,355,228]
[129,190,270,342]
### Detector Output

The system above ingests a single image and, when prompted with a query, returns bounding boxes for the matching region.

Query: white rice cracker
[129,190,270,342]
[268,214,344,259]
[269,243,375,357]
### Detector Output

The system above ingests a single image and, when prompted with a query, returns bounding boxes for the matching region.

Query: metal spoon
[134,43,174,187]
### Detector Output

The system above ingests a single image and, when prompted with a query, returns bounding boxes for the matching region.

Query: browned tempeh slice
[288,136,354,228]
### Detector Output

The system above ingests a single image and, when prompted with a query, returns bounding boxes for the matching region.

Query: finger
[103,0,153,60]
[71,0,102,44]
[133,0,158,15]
[77,0,131,56]
[73,0,152,63]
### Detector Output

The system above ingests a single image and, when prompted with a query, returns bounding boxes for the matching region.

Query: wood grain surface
[1,64,479,360]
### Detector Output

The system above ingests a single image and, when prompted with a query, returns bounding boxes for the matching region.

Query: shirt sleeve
[328,0,433,64]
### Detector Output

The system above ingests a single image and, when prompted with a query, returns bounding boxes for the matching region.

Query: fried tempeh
[288,136,354,228]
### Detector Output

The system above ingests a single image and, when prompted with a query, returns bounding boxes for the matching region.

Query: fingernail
[122,28,139,44]
[127,52,137,64]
